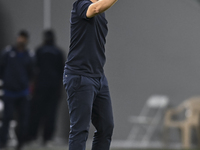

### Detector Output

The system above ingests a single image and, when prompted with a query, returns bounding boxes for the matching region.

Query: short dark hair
[18,30,29,39]
[43,29,55,45]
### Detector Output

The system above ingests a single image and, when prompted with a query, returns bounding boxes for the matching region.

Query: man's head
[16,30,29,50]
[43,29,55,45]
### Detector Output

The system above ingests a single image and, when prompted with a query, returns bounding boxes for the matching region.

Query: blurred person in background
[0,30,34,150]
[27,30,64,146]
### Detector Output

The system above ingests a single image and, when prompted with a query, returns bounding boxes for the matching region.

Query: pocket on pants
[63,74,82,94]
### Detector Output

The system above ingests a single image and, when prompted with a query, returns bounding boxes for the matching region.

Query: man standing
[0,31,34,150]
[28,30,64,145]
[63,0,117,150]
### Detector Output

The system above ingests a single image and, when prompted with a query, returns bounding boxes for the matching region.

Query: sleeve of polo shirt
[76,0,93,19]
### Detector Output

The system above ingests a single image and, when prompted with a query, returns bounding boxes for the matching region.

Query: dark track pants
[63,74,114,150]
[28,88,60,142]
[0,96,29,147]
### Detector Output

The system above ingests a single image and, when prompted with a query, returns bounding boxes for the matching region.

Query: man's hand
[86,0,118,18]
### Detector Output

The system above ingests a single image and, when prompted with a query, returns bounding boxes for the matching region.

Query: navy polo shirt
[65,0,108,77]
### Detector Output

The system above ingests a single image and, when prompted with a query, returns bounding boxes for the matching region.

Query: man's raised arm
[86,0,118,18]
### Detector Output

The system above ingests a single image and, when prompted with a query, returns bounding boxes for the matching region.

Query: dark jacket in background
[0,46,34,92]
[35,45,64,89]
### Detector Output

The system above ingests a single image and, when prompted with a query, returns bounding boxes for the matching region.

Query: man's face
[16,36,28,49]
